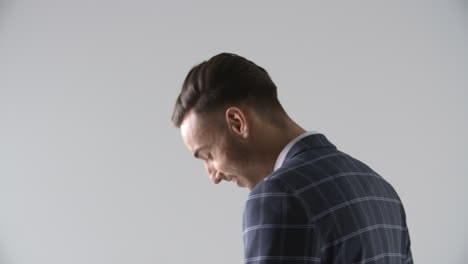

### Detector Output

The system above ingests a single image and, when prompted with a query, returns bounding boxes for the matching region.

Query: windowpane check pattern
[242,134,413,264]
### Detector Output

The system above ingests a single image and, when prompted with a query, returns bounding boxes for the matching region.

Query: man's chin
[233,178,242,187]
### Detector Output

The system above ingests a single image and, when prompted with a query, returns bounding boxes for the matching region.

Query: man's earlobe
[226,107,249,138]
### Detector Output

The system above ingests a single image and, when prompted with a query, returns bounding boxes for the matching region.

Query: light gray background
[1,1,467,263]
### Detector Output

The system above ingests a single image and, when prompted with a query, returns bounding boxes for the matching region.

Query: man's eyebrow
[193,145,208,159]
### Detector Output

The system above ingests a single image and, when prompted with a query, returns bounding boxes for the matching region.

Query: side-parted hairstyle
[171,52,286,128]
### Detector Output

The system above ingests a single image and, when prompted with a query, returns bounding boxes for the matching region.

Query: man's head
[172,53,303,191]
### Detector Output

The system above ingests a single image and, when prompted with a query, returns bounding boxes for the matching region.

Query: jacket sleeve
[242,179,323,264]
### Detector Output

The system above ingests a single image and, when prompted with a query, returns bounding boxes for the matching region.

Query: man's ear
[225,106,249,139]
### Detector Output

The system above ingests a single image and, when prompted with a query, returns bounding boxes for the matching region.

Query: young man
[171,53,413,264]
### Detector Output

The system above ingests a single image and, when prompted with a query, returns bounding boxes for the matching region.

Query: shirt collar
[273,130,319,171]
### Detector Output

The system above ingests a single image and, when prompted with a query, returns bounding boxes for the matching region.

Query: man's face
[180,109,253,189]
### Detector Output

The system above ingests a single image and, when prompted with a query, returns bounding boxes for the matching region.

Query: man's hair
[171,52,286,128]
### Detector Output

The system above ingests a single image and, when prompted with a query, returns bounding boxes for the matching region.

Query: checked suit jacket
[242,133,413,264]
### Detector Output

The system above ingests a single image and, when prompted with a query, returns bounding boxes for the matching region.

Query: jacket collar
[274,131,319,170]
[281,133,337,167]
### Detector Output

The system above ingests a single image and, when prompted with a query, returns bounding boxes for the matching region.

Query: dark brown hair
[171,52,286,128]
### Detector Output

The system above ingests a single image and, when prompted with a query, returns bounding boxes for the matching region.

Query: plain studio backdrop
[1,1,467,263]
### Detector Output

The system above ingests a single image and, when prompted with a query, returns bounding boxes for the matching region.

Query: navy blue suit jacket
[242,133,413,264]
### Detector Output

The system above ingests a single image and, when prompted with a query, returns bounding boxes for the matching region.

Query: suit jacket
[242,133,413,264]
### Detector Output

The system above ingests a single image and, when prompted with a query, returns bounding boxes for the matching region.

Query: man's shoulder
[262,147,401,203]
[266,148,351,192]
[243,177,310,231]
[247,177,293,199]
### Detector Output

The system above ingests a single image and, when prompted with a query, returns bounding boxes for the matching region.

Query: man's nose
[205,163,221,184]
[211,173,222,184]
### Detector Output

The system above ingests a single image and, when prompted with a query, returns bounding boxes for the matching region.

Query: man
[171,53,413,263]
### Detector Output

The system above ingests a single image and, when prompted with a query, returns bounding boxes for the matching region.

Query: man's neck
[247,116,306,191]
[264,119,306,175]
